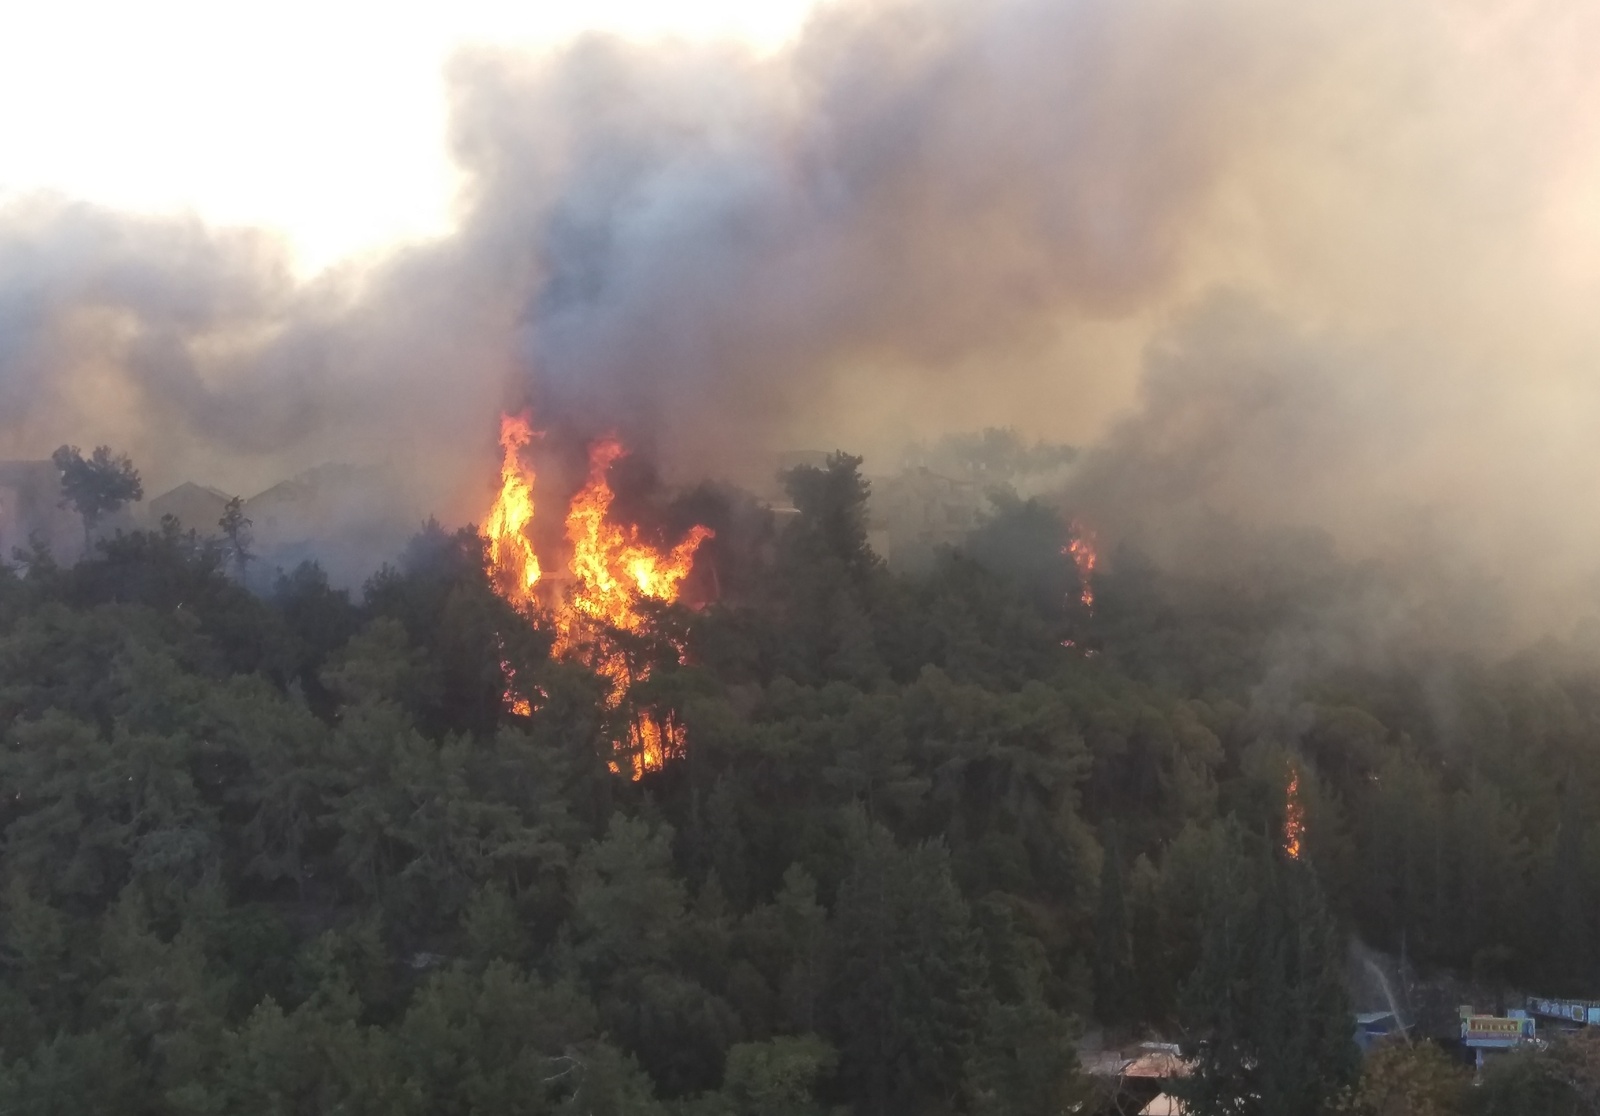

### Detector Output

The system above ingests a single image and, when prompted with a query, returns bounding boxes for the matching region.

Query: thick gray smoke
[446,0,1305,475]
[0,0,1596,626]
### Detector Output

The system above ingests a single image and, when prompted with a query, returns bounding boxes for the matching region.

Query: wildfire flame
[1065,521,1098,611]
[496,634,534,717]
[483,417,713,780]
[485,413,542,612]
[553,438,714,661]
[1284,764,1305,860]
[619,709,685,782]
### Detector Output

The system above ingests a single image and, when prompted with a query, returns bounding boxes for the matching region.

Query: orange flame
[610,710,688,780]
[1065,521,1098,611]
[553,438,714,661]
[498,646,533,716]
[1284,764,1305,860]
[483,418,712,778]
[485,413,542,612]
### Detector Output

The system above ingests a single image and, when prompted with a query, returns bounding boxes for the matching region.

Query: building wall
[148,483,233,536]
[868,466,990,567]
[0,483,22,556]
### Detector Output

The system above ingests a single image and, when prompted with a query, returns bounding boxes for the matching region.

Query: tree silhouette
[51,444,143,552]
[218,496,255,581]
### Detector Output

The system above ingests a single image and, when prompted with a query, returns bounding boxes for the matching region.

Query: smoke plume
[1,0,1597,628]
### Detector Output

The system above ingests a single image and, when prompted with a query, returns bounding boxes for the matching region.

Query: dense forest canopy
[2,451,1599,1114]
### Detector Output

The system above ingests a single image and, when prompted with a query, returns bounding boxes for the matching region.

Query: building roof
[1081,1043,1193,1080]
[152,481,232,503]
[1081,1051,1132,1077]
[1141,1094,1186,1115]
[0,460,57,485]
[1126,1050,1193,1079]
[245,464,362,509]
[146,482,236,533]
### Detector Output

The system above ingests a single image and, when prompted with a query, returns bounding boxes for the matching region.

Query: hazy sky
[0,0,821,273]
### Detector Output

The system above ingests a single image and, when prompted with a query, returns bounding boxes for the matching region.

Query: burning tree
[1066,520,1098,612]
[485,412,542,611]
[481,412,713,779]
[52,443,143,551]
[1284,763,1305,860]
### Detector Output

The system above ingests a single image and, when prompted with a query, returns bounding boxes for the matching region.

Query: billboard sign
[1463,1016,1533,1047]
[1531,998,1600,1024]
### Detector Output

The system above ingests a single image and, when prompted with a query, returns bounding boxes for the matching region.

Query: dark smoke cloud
[447,0,1307,473]
[1,0,1596,624]
[2,0,1310,483]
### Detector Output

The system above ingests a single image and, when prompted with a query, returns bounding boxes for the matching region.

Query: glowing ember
[482,417,713,779]
[1065,521,1098,611]
[1284,764,1305,860]
[498,638,533,716]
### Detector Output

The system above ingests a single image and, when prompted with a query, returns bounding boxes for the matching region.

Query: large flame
[1284,764,1305,860]
[483,418,712,780]
[553,438,714,659]
[485,413,542,612]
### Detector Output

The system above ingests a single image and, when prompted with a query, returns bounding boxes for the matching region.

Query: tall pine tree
[1094,821,1135,1029]
[826,824,986,1116]
[1175,823,1357,1116]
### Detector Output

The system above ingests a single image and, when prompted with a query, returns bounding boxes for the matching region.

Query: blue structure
[1529,997,1600,1026]
[1354,1011,1402,1055]
[1461,1010,1535,1072]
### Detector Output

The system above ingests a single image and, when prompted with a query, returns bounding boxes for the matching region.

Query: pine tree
[1174,825,1358,1116]
[218,496,255,582]
[826,825,986,1116]
[1094,821,1136,1029]
[1547,783,1591,993]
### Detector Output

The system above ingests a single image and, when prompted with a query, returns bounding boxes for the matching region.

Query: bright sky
[0,0,821,274]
